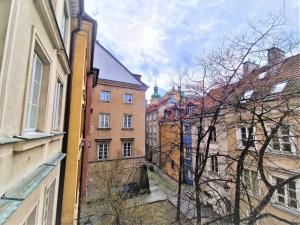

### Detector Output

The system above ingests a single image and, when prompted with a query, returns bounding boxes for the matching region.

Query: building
[159,101,194,186]
[146,87,182,166]
[0,0,76,224]
[191,48,300,223]
[146,86,193,185]
[59,9,98,225]
[87,42,148,199]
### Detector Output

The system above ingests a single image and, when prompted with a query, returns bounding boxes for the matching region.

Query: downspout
[56,3,84,224]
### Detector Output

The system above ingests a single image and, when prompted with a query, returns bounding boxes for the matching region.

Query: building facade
[59,11,98,225]
[0,0,76,224]
[87,42,148,200]
[191,48,300,223]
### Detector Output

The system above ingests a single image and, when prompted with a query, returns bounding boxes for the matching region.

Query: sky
[85,0,299,100]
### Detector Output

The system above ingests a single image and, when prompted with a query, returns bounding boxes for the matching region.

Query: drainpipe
[56,1,84,224]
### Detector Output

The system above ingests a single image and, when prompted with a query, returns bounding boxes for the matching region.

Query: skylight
[258,72,266,79]
[271,81,287,94]
[244,90,254,100]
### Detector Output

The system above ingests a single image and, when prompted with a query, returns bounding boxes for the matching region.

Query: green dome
[151,81,161,99]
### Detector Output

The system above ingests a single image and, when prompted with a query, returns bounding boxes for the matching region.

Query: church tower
[150,80,161,104]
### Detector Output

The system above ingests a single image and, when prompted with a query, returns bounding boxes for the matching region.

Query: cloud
[85,0,299,100]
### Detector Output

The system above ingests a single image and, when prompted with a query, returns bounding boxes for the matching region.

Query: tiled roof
[157,53,300,120]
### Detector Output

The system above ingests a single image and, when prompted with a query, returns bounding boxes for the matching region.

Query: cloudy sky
[85,0,299,99]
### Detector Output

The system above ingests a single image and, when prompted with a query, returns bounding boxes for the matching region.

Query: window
[211,156,218,173]
[98,143,108,160]
[53,79,63,131]
[23,206,37,225]
[100,91,111,102]
[271,125,292,152]
[124,93,133,103]
[183,125,190,135]
[26,53,43,131]
[275,178,298,209]
[43,180,56,225]
[271,81,287,94]
[50,0,56,9]
[171,159,175,169]
[258,72,266,79]
[123,142,132,157]
[243,169,259,193]
[209,126,217,142]
[242,90,254,102]
[187,106,195,115]
[240,127,255,147]
[99,113,110,128]
[59,2,68,41]
[123,115,132,128]
[184,146,191,158]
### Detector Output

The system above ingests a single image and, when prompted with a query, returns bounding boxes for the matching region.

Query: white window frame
[269,125,295,153]
[123,142,132,157]
[52,78,63,131]
[100,90,111,102]
[26,52,43,132]
[23,204,38,225]
[98,143,108,160]
[42,179,56,225]
[123,114,132,128]
[99,113,110,128]
[124,93,133,103]
[236,126,255,149]
[243,169,260,194]
[273,176,300,211]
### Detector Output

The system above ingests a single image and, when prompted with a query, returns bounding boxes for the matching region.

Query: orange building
[87,42,148,199]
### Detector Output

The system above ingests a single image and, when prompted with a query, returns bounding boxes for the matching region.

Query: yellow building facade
[60,14,97,225]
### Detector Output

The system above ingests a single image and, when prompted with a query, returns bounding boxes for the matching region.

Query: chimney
[268,47,285,65]
[243,61,258,76]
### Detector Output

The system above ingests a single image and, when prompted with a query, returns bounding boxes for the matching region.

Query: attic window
[242,90,254,102]
[271,81,287,94]
[258,72,266,79]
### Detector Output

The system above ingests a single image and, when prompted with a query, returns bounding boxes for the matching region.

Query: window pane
[29,105,38,129]
[34,57,43,83]
[271,129,280,150]
[32,82,40,105]
[251,171,259,193]
[27,206,37,225]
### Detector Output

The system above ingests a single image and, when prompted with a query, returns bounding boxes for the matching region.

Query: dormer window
[242,90,254,102]
[271,81,287,94]
[258,72,266,79]
[187,106,195,115]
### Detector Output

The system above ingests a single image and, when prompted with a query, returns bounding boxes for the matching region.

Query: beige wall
[89,83,146,161]
[0,0,74,224]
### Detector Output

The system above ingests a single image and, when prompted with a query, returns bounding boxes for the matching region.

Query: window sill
[271,202,300,216]
[100,100,111,103]
[267,150,297,158]
[97,128,111,130]
[14,132,54,140]
[0,137,23,146]
[122,128,134,130]
[236,144,256,151]
[12,132,54,152]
